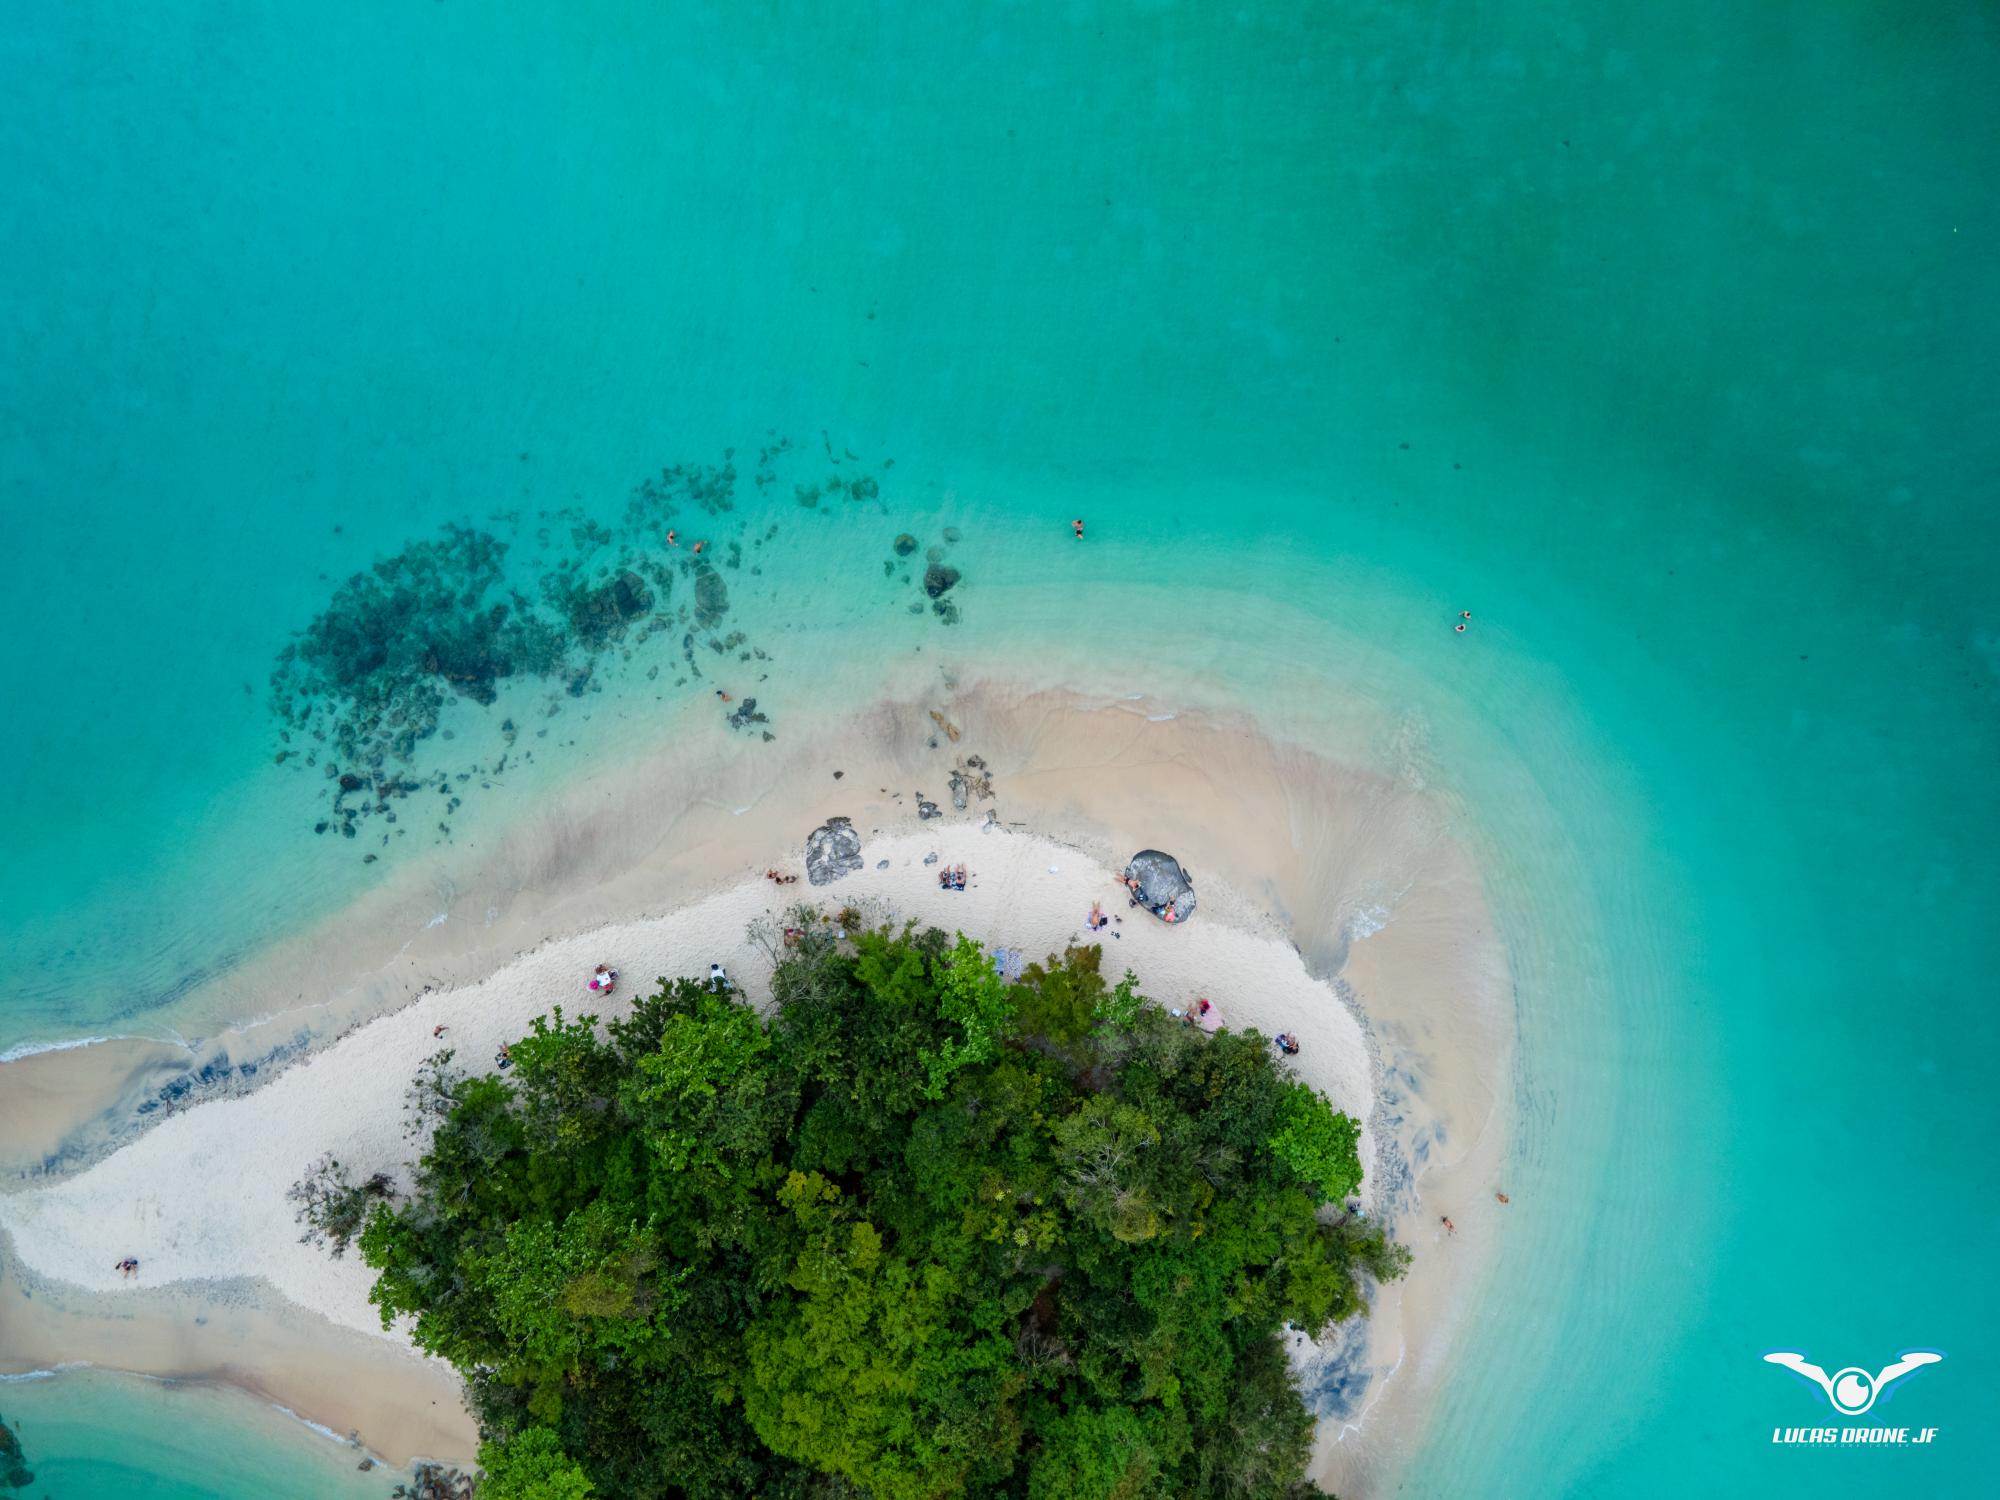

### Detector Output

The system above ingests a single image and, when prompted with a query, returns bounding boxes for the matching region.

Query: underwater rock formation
[0,1410,30,1490]
[923,562,961,598]
[693,565,730,628]
[270,439,912,841]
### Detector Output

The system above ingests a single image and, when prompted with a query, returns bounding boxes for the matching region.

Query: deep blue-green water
[3,2,1995,1495]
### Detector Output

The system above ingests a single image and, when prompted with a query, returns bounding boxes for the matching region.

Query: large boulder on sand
[1124,849,1196,923]
[805,816,864,885]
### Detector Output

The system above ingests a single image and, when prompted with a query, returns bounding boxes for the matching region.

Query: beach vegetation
[286,1152,395,1259]
[355,927,1393,1497]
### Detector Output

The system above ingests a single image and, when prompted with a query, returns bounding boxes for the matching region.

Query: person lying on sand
[1087,901,1107,931]
[954,863,968,890]
[588,964,618,994]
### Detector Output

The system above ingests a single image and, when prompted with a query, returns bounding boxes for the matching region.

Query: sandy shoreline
[0,684,1512,1490]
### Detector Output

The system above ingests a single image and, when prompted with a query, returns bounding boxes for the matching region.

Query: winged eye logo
[1762,1351,1943,1416]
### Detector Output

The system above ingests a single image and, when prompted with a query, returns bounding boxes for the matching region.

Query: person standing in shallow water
[1072,517,1085,540]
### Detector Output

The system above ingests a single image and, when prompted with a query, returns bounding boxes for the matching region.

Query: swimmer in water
[1073,518,1084,540]
[667,529,678,546]
[1455,622,1467,633]
[716,690,732,702]
[693,540,705,555]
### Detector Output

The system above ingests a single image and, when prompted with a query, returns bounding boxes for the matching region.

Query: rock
[893,533,919,556]
[805,816,864,885]
[833,769,844,779]
[942,526,961,543]
[1123,849,1198,922]
[876,859,890,869]
[693,566,730,627]
[917,799,941,820]
[923,562,960,599]
[948,769,969,811]
[926,544,946,562]
[923,851,939,865]
[338,772,366,792]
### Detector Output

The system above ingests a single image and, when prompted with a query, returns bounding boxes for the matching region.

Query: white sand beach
[0,684,1512,1485]
[0,828,1376,1330]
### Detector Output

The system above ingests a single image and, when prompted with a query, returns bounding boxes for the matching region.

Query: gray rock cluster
[805,816,864,885]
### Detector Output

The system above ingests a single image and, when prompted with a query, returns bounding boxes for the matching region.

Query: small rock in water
[942,526,961,543]
[893,533,919,556]
[923,562,960,598]
[926,544,946,563]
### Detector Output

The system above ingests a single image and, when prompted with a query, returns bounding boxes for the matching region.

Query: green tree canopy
[358,923,1398,1498]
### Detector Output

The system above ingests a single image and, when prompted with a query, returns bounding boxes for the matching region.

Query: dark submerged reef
[0,1411,29,1490]
[270,440,966,848]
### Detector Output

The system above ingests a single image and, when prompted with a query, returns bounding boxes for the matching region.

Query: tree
[478,1427,595,1500]
[286,1153,394,1258]
[1267,1080,1364,1204]
[353,931,1389,1498]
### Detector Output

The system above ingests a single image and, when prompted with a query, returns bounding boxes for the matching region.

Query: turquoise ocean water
[3,3,1995,1495]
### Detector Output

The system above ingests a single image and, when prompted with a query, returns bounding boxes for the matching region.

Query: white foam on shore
[0,1365,68,1382]
[0,1035,116,1064]
[1347,903,1392,940]
[269,1402,360,1448]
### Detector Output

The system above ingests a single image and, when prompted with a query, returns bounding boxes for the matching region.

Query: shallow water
[0,1368,395,1499]
[2,1,1995,1495]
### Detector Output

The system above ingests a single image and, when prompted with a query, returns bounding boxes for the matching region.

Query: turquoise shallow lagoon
[3,2,1996,1496]
[0,1369,391,1499]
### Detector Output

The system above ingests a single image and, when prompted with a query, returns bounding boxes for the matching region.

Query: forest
[349,919,1404,1498]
